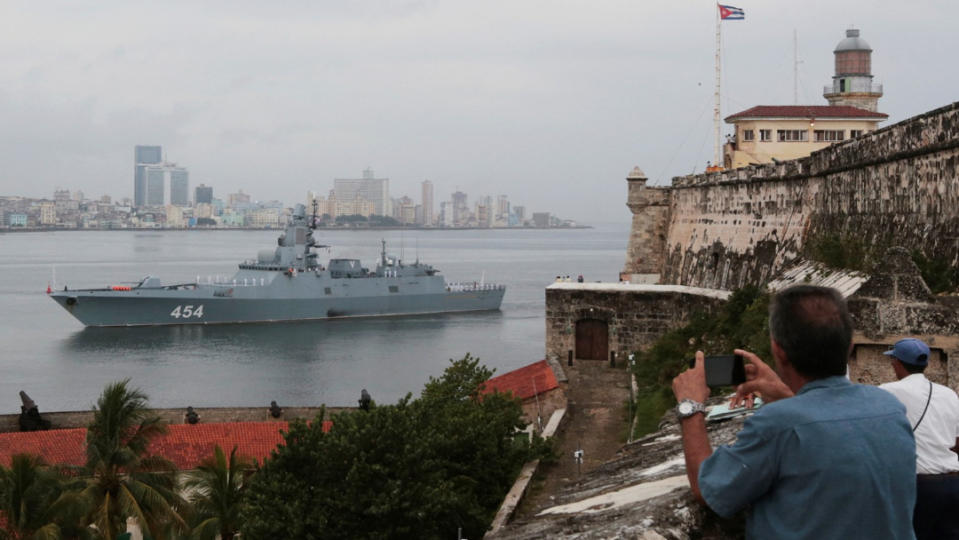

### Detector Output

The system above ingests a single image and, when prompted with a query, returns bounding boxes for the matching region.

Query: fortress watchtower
[823,28,883,112]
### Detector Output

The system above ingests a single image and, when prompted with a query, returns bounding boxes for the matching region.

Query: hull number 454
[170,305,204,319]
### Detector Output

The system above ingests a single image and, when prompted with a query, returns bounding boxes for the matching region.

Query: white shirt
[880,373,959,474]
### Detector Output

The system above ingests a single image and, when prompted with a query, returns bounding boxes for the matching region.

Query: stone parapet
[0,406,350,434]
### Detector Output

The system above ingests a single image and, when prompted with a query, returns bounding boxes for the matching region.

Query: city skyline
[2,3,958,222]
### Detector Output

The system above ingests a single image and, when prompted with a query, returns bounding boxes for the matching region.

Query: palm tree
[81,380,186,540]
[183,445,251,540]
[0,453,92,540]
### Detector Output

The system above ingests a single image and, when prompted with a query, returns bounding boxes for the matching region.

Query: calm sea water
[0,224,628,411]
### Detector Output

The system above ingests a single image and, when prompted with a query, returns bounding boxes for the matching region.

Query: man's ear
[771,339,787,368]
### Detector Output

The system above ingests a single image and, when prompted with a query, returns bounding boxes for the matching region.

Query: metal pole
[713,3,722,168]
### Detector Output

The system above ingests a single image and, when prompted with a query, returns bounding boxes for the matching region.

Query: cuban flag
[718,4,745,20]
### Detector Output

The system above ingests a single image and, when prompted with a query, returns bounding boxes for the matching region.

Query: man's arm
[672,351,712,502]
[679,412,711,502]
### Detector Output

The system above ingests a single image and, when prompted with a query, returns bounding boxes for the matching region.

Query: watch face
[678,402,693,415]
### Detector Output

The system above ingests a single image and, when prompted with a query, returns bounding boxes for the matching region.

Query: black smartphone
[689,354,746,387]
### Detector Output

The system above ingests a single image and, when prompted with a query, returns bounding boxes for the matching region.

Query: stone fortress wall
[623,101,959,290]
[607,100,959,390]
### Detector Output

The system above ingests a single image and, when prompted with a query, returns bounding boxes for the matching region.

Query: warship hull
[50,278,504,327]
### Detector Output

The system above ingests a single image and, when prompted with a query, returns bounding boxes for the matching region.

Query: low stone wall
[0,406,352,434]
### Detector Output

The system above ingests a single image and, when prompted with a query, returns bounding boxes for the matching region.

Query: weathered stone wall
[623,101,959,290]
[846,247,959,392]
[545,284,729,362]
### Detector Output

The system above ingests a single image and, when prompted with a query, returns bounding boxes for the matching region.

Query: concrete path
[516,357,632,517]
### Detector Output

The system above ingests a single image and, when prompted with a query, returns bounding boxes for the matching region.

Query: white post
[713,3,722,168]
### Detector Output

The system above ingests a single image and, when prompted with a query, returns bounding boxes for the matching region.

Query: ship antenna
[381,238,387,267]
[311,199,318,230]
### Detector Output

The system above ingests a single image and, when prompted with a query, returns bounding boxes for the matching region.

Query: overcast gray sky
[1,1,955,223]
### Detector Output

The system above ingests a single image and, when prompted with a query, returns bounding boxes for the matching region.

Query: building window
[850,129,864,138]
[759,129,772,142]
[814,130,845,142]
[777,129,808,142]
[742,129,754,141]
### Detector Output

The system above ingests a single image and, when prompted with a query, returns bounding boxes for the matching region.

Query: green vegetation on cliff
[807,232,958,294]
[630,286,771,438]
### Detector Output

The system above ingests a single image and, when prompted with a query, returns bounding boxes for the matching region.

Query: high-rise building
[451,191,468,226]
[195,184,213,205]
[475,195,492,228]
[334,168,390,217]
[140,163,189,207]
[421,180,434,226]
[145,165,166,206]
[169,167,189,206]
[393,196,415,224]
[440,201,454,227]
[134,145,162,207]
[513,205,526,222]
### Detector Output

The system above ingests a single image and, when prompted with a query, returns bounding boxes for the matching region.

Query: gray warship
[50,204,505,327]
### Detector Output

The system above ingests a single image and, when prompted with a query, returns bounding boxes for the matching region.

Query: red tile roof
[725,105,888,121]
[0,428,86,467]
[0,420,334,470]
[482,360,559,401]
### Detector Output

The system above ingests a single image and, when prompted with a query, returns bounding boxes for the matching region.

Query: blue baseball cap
[883,338,930,367]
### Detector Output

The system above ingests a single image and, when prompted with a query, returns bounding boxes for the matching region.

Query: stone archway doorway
[575,318,609,360]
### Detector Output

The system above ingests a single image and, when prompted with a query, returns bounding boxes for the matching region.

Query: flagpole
[713,3,722,169]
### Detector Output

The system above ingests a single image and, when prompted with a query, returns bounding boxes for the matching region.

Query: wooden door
[575,319,608,360]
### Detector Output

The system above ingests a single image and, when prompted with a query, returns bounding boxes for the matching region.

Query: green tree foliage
[183,445,250,540]
[334,214,368,224]
[81,380,185,540]
[630,286,771,437]
[910,249,959,294]
[806,232,877,272]
[240,354,548,540]
[0,454,92,540]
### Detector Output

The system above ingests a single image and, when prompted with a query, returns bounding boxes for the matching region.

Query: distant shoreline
[1,225,593,233]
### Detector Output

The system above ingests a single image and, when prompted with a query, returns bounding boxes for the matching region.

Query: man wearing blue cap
[880,338,959,540]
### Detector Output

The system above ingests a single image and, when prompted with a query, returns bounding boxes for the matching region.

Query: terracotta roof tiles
[482,360,559,401]
[725,105,887,122]
[0,420,334,470]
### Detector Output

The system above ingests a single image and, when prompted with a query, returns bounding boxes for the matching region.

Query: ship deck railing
[445,283,505,292]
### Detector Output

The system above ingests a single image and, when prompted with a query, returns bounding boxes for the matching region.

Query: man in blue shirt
[672,285,916,539]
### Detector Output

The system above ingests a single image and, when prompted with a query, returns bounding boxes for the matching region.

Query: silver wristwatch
[677,399,705,419]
